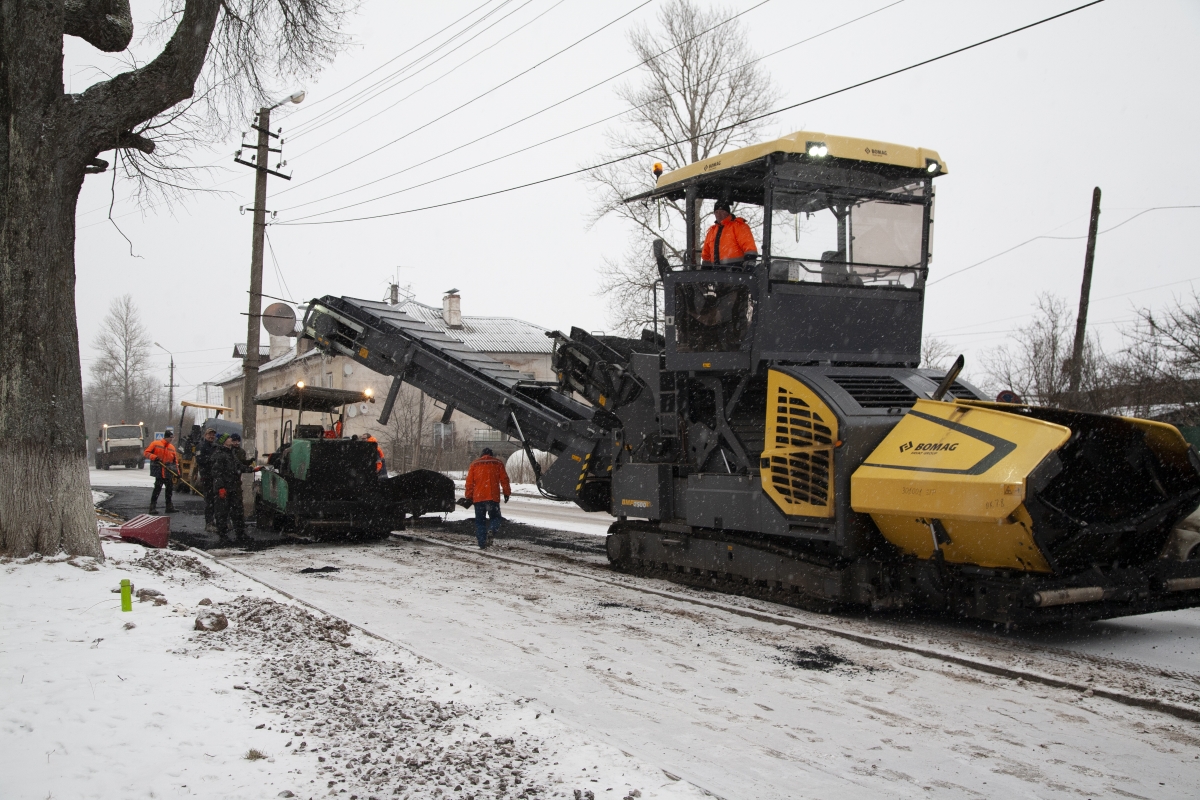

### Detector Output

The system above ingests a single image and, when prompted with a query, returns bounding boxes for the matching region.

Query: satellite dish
[359,403,370,416]
[262,303,297,337]
[343,363,354,377]
[347,405,358,418]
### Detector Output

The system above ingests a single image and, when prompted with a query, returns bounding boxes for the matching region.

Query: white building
[216,293,553,464]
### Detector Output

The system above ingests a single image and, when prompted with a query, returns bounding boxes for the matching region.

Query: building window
[470,428,502,443]
[433,422,455,449]
[325,372,334,388]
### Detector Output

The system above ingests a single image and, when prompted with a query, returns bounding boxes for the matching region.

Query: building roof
[397,300,552,354]
[232,344,273,359]
[215,345,324,388]
[217,298,552,390]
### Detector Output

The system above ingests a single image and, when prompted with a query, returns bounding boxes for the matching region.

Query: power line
[277,0,793,217]
[286,0,513,136]
[282,0,570,176]
[271,0,655,199]
[277,0,1108,227]
[264,230,295,303]
[927,205,1200,287]
[288,0,541,142]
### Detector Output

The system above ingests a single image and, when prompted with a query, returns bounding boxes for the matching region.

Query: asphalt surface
[92,469,1200,675]
[95,483,606,556]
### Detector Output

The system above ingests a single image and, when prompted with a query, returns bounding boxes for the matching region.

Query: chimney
[269,334,291,360]
[442,290,463,329]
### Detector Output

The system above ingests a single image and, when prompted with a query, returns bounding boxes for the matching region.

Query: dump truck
[94,422,147,470]
[299,130,1200,624]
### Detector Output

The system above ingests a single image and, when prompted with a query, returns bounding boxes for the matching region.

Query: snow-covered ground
[90,465,155,488]
[226,536,1200,800]
[0,542,707,800]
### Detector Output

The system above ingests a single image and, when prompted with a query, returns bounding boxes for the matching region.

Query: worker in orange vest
[144,430,179,514]
[364,434,386,477]
[701,200,758,269]
[463,447,511,548]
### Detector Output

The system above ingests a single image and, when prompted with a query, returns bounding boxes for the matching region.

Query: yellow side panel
[759,370,837,518]
[870,506,1052,572]
[851,399,1071,523]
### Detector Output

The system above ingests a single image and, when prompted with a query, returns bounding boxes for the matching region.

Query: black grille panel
[829,375,918,409]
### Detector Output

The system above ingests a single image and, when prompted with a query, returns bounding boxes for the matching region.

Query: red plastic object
[117,514,170,549]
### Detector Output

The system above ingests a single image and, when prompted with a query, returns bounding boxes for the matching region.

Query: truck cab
[95,422,147,470]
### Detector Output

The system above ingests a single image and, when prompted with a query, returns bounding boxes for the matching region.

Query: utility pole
[154,342,177,423]
[233,90,305,460]
[1068,187,1102,405]
[166,356,175,413]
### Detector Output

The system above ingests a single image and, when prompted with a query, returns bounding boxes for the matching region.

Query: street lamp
[154,342,176,425]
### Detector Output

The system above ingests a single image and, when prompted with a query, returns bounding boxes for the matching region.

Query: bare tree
[1112,291,1200,420]
[587,0,778,334]
[920,336,956,371]
[88,295,156,420]
[981,293,1111,410]
[371,386,435,474]
[0,1,352,558]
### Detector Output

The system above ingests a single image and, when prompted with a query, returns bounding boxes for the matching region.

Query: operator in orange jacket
[463,447,511,548]
[364,434,386,476]
[144,430,179,514]
[701,200,758,269]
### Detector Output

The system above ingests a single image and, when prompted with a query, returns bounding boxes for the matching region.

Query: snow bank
[0,543,702,800]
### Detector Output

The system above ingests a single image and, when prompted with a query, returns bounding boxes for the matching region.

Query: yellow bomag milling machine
[301,130,1200,624]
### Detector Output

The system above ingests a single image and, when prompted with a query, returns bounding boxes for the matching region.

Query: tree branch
[64,0,133,53]
[71,0,221,158]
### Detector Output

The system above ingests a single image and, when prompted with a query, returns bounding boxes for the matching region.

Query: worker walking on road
[144,430,179,514]
[195,427,219,531]
[463,447,511,549]
[211,432,253,544]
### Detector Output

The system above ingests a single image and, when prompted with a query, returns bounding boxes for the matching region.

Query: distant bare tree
[587,0,778,334]
[920,336,956,371]
[982,294,1111,410]
[87,295,157,421]
[371,386,435,474]
[0,1,353,559]
[1113,292,1200,420]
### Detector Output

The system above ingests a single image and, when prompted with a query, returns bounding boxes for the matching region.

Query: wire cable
[277,0,788,216]
[286,0,516,137]
[271,0,655,199]
[277,0,1108,227]
[928,205,1200,286]
[288,0,541,142]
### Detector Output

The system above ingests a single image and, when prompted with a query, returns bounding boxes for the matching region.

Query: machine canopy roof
[254,385,374,413]
[627,130,946,205]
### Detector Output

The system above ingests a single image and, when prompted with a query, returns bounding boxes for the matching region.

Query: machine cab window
[627,131,943,371]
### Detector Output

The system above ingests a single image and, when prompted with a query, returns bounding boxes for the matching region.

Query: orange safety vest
[365,435,384,472]
[464,455,512,503]
[143,439,178,466]
[701,216,757,265]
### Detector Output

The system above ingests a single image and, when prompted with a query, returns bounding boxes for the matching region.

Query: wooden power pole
[233,93,303,459]
[1068,187,1102,404]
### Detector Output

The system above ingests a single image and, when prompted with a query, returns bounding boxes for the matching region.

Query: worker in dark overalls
[211,433,253,544]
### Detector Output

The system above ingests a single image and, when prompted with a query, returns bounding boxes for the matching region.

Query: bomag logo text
[864,147,888,156]
[703,160,723,172]
[902,441,959,453]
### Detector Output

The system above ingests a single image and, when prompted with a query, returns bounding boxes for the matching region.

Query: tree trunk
[0,0,219,557]
[0,2,98,557]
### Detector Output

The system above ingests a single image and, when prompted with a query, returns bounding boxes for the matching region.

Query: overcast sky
[67,0,1200,400]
